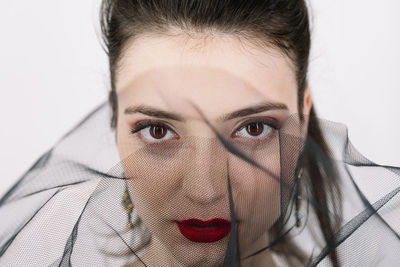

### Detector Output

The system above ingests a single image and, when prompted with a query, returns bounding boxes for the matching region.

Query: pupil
[151,126,166,139]
[247,123,263,136]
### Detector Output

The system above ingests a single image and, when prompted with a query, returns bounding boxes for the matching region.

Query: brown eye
[234,121,274,139]
[131,121,178,142]
[149,125,168,139]
[246,122,264,136]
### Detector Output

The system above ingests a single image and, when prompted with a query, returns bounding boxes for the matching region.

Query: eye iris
[150,125,167,139]
[246,122,263,136]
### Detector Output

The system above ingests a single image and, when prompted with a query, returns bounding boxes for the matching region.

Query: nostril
[183,180,227,205]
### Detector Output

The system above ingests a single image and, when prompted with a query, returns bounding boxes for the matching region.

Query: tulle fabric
[0,102,399,267]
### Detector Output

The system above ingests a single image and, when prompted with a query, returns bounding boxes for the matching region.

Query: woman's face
[116,33,311,266]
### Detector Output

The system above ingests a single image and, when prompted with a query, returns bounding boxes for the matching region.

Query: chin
[167,237,228,267]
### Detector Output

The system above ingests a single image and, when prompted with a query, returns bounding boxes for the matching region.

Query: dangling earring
[295,167,303,227]
[121,184,134,230]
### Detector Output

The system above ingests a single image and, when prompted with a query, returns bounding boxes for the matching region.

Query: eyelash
[235,117,279,132]
[130,119,177,140]
[130,118,279,143]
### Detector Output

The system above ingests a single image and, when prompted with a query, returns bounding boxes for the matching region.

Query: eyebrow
[219,102,288,121]
[124,104,185,121]
[124,102,288,122]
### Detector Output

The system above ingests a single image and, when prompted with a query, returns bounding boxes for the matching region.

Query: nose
[182,138,228,205]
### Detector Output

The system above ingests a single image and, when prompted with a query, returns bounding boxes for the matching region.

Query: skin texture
[116,32,312,267]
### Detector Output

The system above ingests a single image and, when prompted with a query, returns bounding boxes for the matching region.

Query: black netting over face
[0,103,399,267]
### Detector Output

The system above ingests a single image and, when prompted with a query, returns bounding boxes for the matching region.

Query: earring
[121,185,134,230]
[295,167,303,227]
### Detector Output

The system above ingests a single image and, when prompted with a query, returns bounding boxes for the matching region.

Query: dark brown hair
[100,1,342,266]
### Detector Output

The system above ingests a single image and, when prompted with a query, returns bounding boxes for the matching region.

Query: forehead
[115,33,298,112]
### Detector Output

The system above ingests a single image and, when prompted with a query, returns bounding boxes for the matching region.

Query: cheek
[229,142,281,248]
[123,148,183,217]
[121,139,192,235]
[231,155,281,225]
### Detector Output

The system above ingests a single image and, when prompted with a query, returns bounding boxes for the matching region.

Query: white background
[0,0,399,197]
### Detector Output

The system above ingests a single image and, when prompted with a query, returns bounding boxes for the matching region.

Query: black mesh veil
[0,101,399,267]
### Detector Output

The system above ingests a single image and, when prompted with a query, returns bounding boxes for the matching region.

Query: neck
[241,250,276,267]
[127,234,277,267]
[144,237,185,267]
[240,232,277,267]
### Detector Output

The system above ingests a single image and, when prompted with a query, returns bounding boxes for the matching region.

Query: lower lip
[176,218,231,243]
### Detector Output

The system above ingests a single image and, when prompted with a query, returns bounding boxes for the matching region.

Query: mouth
[176,218,231,243]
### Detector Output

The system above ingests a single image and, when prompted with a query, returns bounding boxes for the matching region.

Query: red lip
[176,218,231,243]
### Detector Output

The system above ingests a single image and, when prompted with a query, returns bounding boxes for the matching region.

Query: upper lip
[176,218,231,226]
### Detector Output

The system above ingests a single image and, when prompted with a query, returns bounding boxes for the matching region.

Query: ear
[302,86,312,116]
